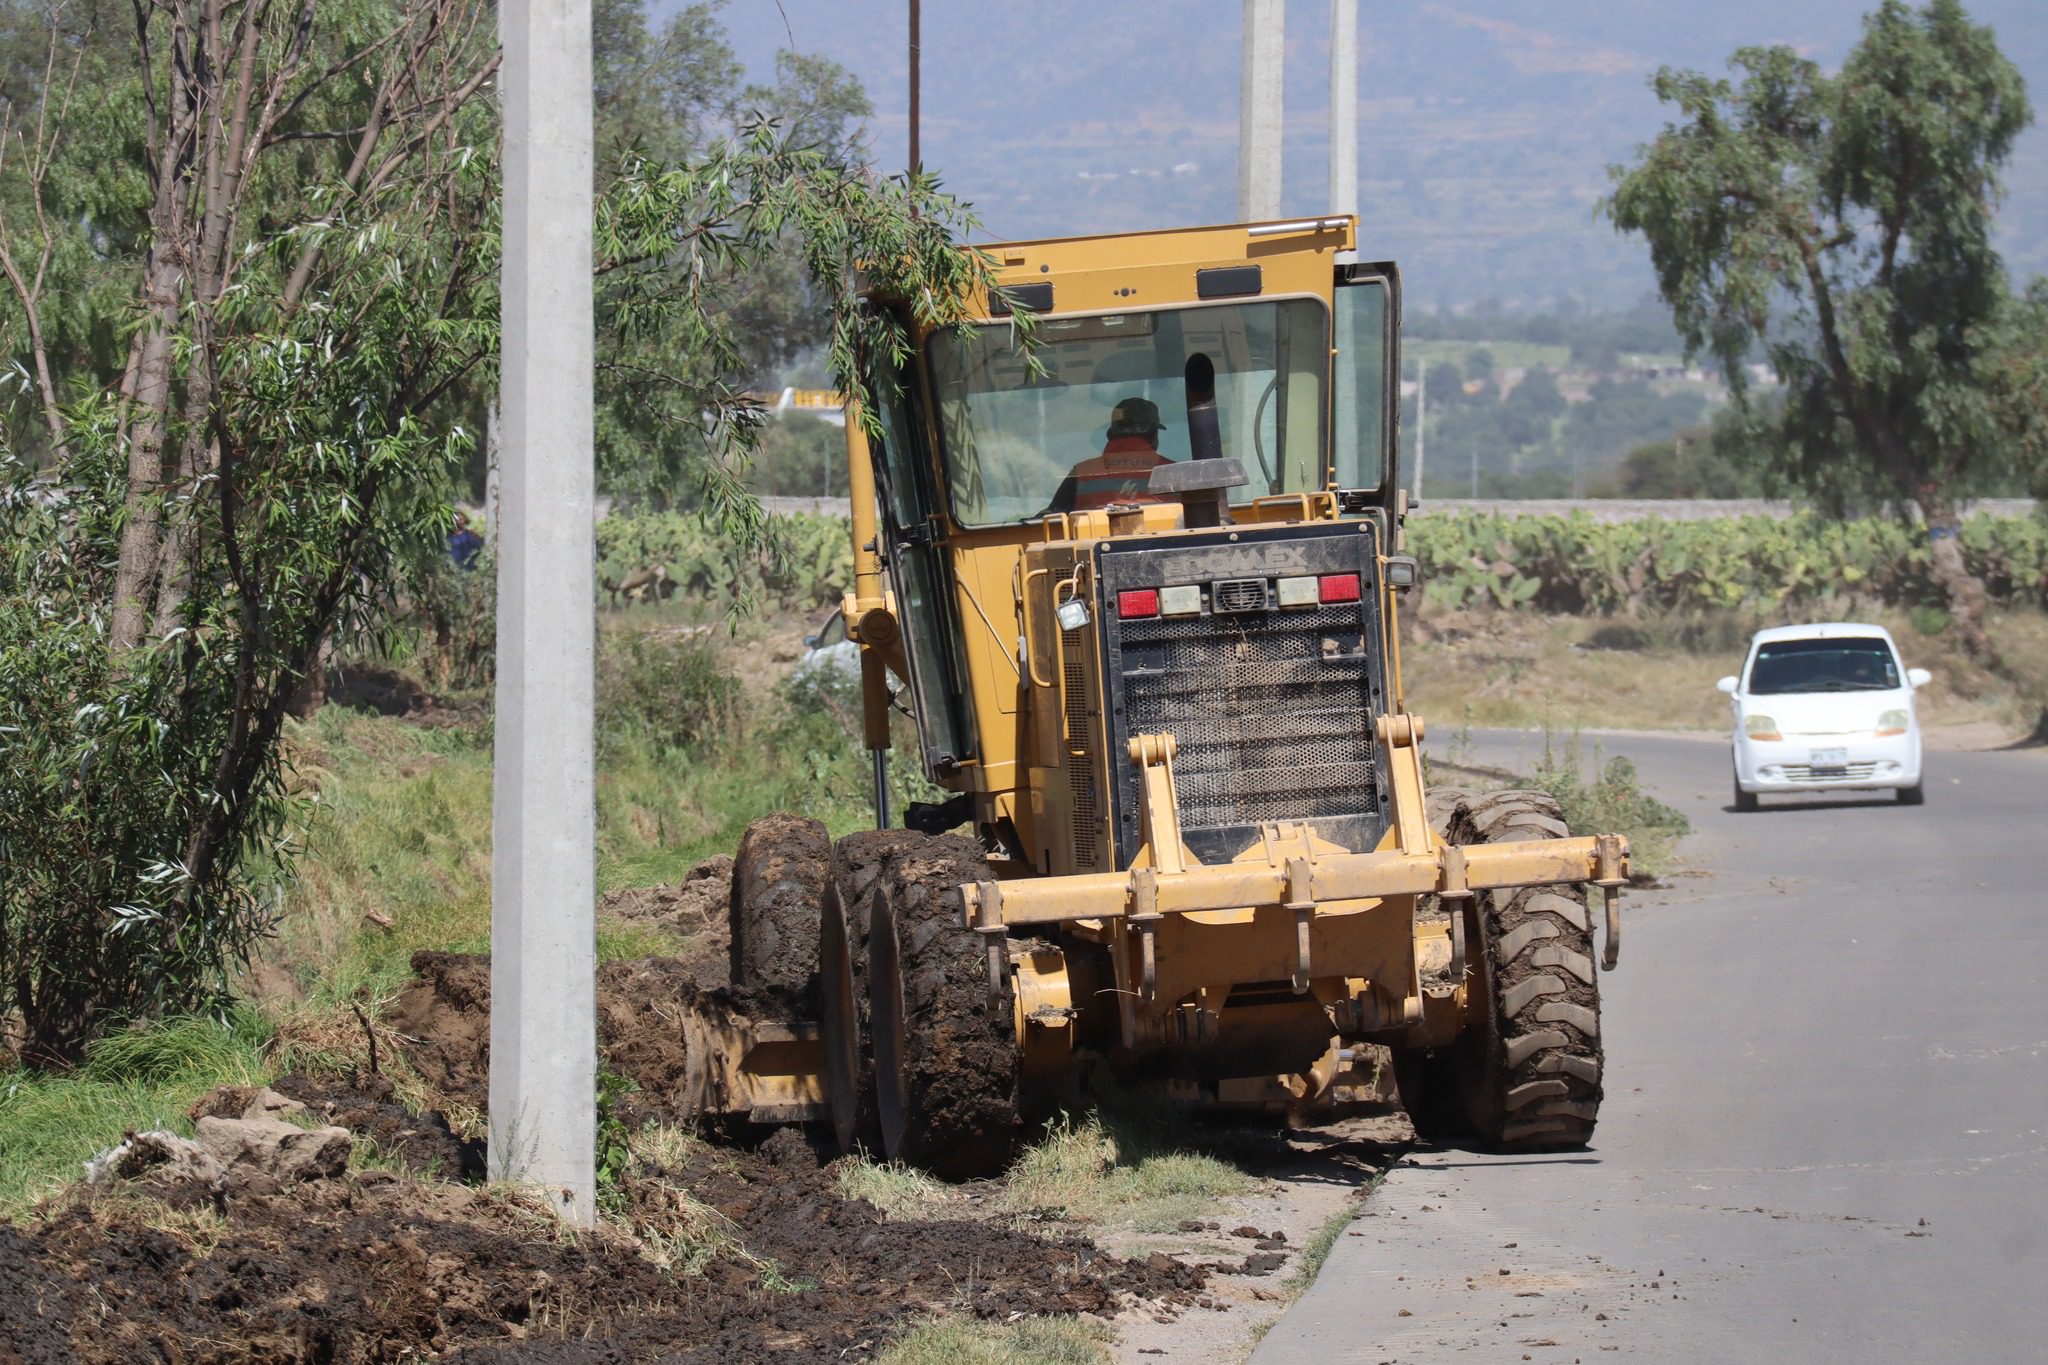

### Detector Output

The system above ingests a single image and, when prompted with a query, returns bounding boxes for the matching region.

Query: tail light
[1318,573,1361,605]
[1116,588,1159,619]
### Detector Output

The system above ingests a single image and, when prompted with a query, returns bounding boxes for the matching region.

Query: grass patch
[878,1315,1111,1365]
[1285,1201,1358,1293]
[835,1154,957,1220]
[0,1012,273,1217]
[1004,1108,1260,1233]
[270,613,936,1005]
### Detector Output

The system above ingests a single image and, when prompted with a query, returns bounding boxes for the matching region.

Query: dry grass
[878,1314,1111,1365]
[834,1155,959,1220]
[1002,1110,1260,1234]
[1402,605,2048,738]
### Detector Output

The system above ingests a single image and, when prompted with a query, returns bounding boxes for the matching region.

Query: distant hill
[688,0,2048,310]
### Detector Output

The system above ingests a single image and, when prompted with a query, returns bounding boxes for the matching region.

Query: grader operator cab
[709,217,1628,1177]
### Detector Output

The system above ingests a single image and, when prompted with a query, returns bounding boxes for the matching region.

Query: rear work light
[1116,588,1159,619]
[1318,572,1361,605]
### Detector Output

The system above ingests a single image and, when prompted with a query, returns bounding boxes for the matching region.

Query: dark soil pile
[1,1117,1204,1363]
[389,950,787,1128]
[272,1072,486,1181]
[598,855,732,942]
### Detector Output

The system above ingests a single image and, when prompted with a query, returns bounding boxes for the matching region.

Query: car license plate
[1810,747,1849,768]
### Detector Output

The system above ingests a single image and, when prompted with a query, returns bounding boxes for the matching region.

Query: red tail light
[1318,573,1361,605]
[1116,588,1159,618]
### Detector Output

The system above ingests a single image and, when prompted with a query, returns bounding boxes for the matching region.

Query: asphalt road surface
[1257,729,2048,1364]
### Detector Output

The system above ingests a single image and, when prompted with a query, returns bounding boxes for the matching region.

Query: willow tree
[1605,0,2034,656]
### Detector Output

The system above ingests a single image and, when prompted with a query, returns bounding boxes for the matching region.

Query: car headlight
[1877,708,1909,737]
[1744,714,1782,741]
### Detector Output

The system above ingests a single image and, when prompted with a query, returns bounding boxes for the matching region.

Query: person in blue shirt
[447,511,483,570]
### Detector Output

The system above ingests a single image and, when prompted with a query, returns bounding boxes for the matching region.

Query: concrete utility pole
[493,0,598,1225]
[1238,0,1284,220]
[1329,0,1357,238]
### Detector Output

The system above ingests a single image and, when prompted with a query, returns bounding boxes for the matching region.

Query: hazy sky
[669,1,2048,308]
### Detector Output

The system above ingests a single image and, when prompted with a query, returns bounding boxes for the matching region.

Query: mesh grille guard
[1096,522,1392,868]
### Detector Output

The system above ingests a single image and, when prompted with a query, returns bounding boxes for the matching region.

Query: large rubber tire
[820,829,925,1155]
[1460,791,1604,1148]
[869,833,1021,1179]
[1397,790,1604,1150]
[729,814,830,1003]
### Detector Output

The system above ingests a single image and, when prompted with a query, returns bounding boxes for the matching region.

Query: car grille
[1780,762,1881,783]
[1116,603,1375,834]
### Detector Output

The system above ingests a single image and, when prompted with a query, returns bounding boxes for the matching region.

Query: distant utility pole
[493,0,597,1225]
[907,0,921,175]
[1329,0,1357,248]
[1238,0,1284,220]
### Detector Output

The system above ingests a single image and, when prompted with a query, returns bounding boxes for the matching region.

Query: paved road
[1257,729,2048,1364]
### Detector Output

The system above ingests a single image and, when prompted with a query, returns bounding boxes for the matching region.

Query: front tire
[1402,790,1605,1150]
[1896,782,1925,806]
[1733,775,1760,813]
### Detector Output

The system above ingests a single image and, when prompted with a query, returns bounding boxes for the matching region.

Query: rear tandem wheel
[868,833,1022,1179]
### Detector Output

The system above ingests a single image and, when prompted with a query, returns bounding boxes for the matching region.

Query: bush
[1410,511,2048,616]
[1527,735,1691,876]
[1,449,299,1065]
[596,629,742,757]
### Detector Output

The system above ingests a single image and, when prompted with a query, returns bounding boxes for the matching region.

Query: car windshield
[1747,637,1901,694]
[927,298,1329,526]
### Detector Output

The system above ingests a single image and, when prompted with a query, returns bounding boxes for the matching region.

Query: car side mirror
[1907,667,1931,688]
[1716,676,1738,695]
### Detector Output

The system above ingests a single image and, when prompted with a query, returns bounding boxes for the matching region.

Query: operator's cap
[1108,396,1166,436]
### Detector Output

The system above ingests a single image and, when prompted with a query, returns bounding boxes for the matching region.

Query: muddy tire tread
[729,814,831,1004]
[876,834,1020,1178]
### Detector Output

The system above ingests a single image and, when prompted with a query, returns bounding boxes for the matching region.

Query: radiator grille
[1116,604,1376,833]
[1062,625,1099,867]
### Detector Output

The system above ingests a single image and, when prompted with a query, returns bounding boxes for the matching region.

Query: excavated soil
[598,855,732,942]
[387,950,803,1129]
[1,1094,1206,1363]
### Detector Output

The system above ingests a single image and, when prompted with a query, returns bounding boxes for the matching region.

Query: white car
[1718,623,1931,812]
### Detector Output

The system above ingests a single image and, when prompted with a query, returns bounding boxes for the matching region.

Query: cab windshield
[928,298,1330,526]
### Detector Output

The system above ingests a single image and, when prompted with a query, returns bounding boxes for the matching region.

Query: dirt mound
[388,950,792,1128]
[388,950,494,1111]
[270,1073,485,1181]
[2,1123,1204,1362]
[599,855,732,943]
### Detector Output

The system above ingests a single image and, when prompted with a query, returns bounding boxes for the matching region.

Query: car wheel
[1733,774,1759,813]
[1896,782,1925,806]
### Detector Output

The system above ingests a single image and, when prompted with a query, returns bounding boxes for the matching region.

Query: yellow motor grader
[701,216,1627,1177]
